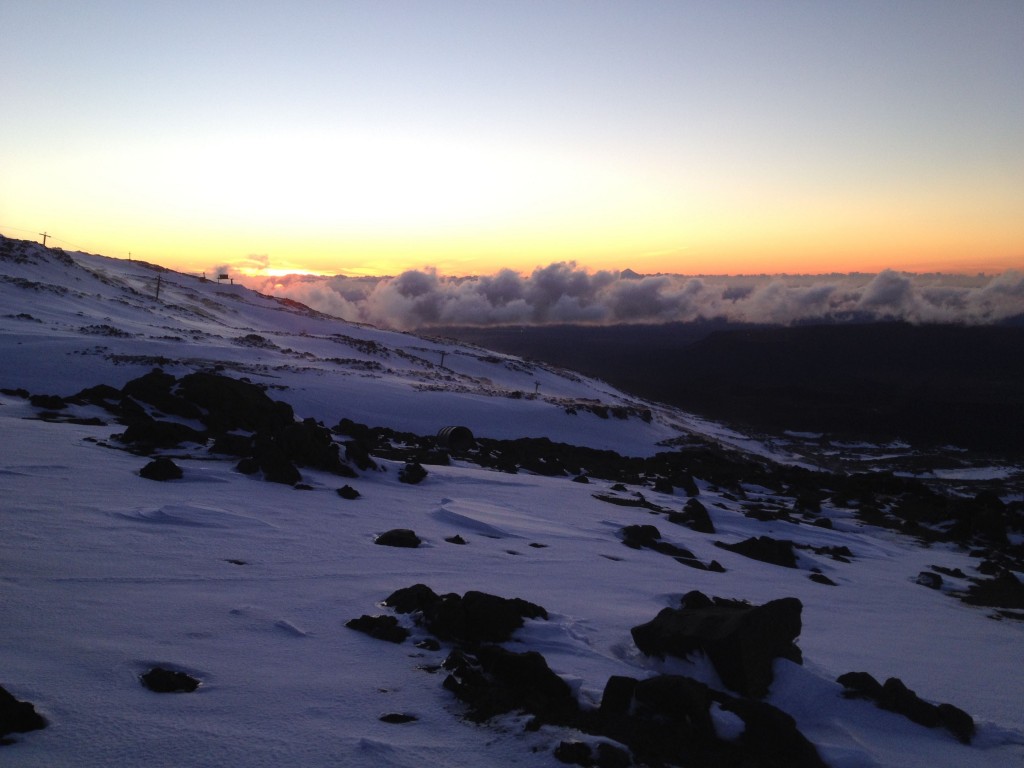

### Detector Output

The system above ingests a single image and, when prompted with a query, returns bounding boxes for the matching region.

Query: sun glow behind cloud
[1,2,1021,278]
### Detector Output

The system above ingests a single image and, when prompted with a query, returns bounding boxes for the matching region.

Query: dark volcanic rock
[122,369,201,419]
[620,524,662,549]
[425,591,547,645]
[715,535,798,568]
[718,695,829,768]
[383,585,547,645]
[379,712,418,724]
[442,645,577,725]
[209,432,254,456]
[962,571,1024,609]
[251,437,302,485]
[0,684,47,742]
[336,485,360,500]
[140,667,200,693]
[594,673,827,768]
[384,584,441,614]
[838,671,976,744]
[29,393,67,410]
[398,462,428,484]
[139,457,183,481]
[669,497,715,533]
[120,417,207,449]
[177,371,294,434]
[375,529,422,548]
[631,593,803,698]
[620,524,723,572]
[346,614,410,644]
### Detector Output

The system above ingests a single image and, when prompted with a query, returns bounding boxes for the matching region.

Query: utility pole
[155,275,162,300]
[39,232,50,247]
[439,351,447,368]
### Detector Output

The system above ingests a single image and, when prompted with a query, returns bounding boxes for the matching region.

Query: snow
[2,237,1023,766]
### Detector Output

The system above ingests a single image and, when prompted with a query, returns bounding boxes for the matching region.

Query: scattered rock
[838,671,975,743]
[620,524,723,572]
[445,534,467,545]
[375,529,422,548]
[916,571,943,589]
[379,712,418,724]
[336,485,360,499]
[139,457,183,481]
[140,667,200,693]
[809,573,837,586]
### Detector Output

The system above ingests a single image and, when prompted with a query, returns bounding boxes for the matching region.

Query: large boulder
[594,674,827,768]
[631,592,803,698]
[442,645,577,725]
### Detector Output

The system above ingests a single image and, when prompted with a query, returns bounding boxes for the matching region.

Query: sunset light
[1,2,1021,279]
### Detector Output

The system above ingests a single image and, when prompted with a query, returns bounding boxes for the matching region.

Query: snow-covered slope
[1,236,1022,767]
[0,236,697,456]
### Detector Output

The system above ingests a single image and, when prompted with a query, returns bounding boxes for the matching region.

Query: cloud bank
[237,263,1024,330]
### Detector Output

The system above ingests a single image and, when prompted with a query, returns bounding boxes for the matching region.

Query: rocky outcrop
[383,585,548,645]
[592,673,826,768]
[442,646,577,725]
[631,591,803,698]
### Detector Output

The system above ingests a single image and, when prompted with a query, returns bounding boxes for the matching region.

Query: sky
[2,0,1022,278]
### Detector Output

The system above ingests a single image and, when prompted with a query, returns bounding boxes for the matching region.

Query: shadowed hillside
[431,322,1024,453]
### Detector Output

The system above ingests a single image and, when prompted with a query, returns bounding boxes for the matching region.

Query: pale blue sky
[2,1,1021,275]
